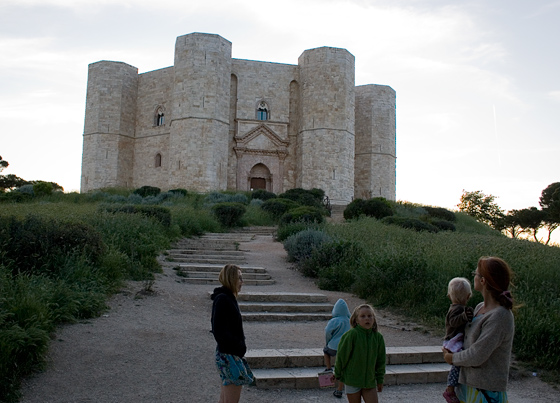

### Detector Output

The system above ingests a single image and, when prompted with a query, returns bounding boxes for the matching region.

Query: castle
[80,32,396,205]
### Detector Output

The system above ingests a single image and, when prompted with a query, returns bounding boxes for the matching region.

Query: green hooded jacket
[334,325,386,388]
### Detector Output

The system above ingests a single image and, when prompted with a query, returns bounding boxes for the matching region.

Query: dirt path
[20,235,557,402]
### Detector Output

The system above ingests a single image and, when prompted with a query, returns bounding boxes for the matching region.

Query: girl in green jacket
[334,304,386,403]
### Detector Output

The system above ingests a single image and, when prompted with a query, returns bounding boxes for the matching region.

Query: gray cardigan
[452,303,514,392]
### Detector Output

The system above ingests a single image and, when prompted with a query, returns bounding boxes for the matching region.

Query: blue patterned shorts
[215,349,254,386]
[457,384,508,403]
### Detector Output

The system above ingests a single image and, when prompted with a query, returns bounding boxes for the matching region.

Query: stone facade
[81,32,396,204]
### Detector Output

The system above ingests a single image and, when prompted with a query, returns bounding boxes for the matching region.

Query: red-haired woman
[443,257,515,403]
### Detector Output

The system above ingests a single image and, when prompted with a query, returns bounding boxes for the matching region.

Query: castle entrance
[248,163,271,191]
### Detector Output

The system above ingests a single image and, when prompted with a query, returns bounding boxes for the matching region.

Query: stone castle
[80,32,396,205]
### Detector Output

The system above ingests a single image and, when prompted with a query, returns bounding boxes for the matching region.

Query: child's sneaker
[324,368,333,373]
[333,390,343,398]
[443,390,460,403]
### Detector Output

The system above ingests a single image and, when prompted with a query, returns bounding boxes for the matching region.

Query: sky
[1,0,559,217]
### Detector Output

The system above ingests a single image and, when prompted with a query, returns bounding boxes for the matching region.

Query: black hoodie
[210,286,247,358]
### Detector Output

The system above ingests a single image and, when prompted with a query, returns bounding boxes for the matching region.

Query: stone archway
[248,163,271,191]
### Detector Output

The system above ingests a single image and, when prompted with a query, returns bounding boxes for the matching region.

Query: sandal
[333,390,343,398]
[443,390,460,403]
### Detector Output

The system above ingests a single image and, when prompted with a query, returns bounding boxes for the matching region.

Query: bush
[343,199,366,220]
[0,215,105,278]
[279,206,325,226]
[99,204,172,227]
[299,239,365,280]
[283,229,332,263]
[169,188,188,197]
[278,188,324,208]
[362,197,394,219]
[276,222,323,242]
[133,186,161,198]
[251,189,276,201]
[424,206,456,222]
[205,192,249,206]
[211,202,246,228]
[381,216,439,233]
[261,198,299,219]
[431,220,456,232]
[32,181,53,197]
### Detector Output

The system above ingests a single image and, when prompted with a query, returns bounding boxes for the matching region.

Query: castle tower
[168,33,232,191]
[80,61,138,191]
[354,85,396,200]
[298,47,355,205]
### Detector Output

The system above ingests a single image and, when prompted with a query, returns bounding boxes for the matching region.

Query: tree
[539,183,560,245]
[0,174,28,191]
[457,190,504,227]
[495,210,527,239]
[0,155,8,172]
[515,207,546,242]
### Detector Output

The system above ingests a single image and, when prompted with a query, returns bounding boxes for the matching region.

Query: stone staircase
[246,346,449,389]
[237,292,333,321]
[164,229,275,285]
[165,227,447,389]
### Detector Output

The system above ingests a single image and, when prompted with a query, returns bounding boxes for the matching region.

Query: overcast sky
[1,0,559,216]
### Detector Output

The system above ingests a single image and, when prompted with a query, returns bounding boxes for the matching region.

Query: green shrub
[299,239,365,280]
[279,206,325,226]
[0,191,32,203]
[99,204,172,227]
[205,192,249,206]
[344,199,366,220]
[362,197,394,219]
[251,189,276,201]
[0,215,105,278]
[431,220,456,232]
[424,206,456,222]
[381,216,439,232]
[32,181,53,197]
[283,229,332,263]
[278,188,324,208]
[133,185,161,198]
[211,202,246,228]
[276,222,323,242]
[261,198,299,219]
[169,188,188,196]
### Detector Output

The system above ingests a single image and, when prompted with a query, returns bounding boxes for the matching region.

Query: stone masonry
[80,32,396,205]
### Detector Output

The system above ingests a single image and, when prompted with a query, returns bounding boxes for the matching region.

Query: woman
[211,264,253,403]
[443,256,515,403]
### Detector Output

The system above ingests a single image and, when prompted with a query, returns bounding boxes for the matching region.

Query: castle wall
[132,67,173,188]
[354,84,396,200]
[81,61,138,191]
[298,47,355,204]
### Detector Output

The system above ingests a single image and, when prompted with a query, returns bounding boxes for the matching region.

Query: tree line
[458,183,560,245]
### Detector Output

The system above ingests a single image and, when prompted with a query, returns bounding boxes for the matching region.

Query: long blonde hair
[350,304,378,332]
[219,264,241,297]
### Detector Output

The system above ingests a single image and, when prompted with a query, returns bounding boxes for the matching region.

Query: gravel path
[20,235,557,402]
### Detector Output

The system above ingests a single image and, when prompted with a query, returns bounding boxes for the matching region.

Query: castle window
[155,107,165,126]
[155,153,162,168]
[257,101,268,121]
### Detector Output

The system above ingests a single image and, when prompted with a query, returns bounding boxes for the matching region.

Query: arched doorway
[248,163,271,191]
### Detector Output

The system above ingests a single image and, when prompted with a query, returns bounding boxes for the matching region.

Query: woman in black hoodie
[211,264,253,403]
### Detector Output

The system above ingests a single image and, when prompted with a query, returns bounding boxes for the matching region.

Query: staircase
[164,230,275,285]
[246,346,449,389]
[238,292,333,321]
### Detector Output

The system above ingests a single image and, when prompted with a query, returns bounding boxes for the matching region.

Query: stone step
[175,264,267,273]
[246,346,449,389]
[167,257,246,264]
[242,312,332,321]
[167,253,246,261]
[180,278,276,286]
[236,292,329,303]
[251,363,450,389]
[166,249,245,256]
[239,302,332,313]
[245,346,444,369]
[173,241,239,250]
[178,271,272,280]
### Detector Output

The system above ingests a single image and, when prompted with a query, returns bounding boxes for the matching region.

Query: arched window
[257,101,268,121]
[155,153,162,168]
[155,107,165,126]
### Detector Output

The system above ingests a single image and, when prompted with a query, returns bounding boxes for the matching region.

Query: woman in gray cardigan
[443,257,515,403]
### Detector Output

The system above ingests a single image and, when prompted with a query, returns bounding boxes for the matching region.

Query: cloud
[548,91,560,101]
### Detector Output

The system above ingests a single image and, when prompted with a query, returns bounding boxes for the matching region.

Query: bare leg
[361,388,379,403]
[218,384,242,403]
[324,353,332,369]
[346,391,362,403]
